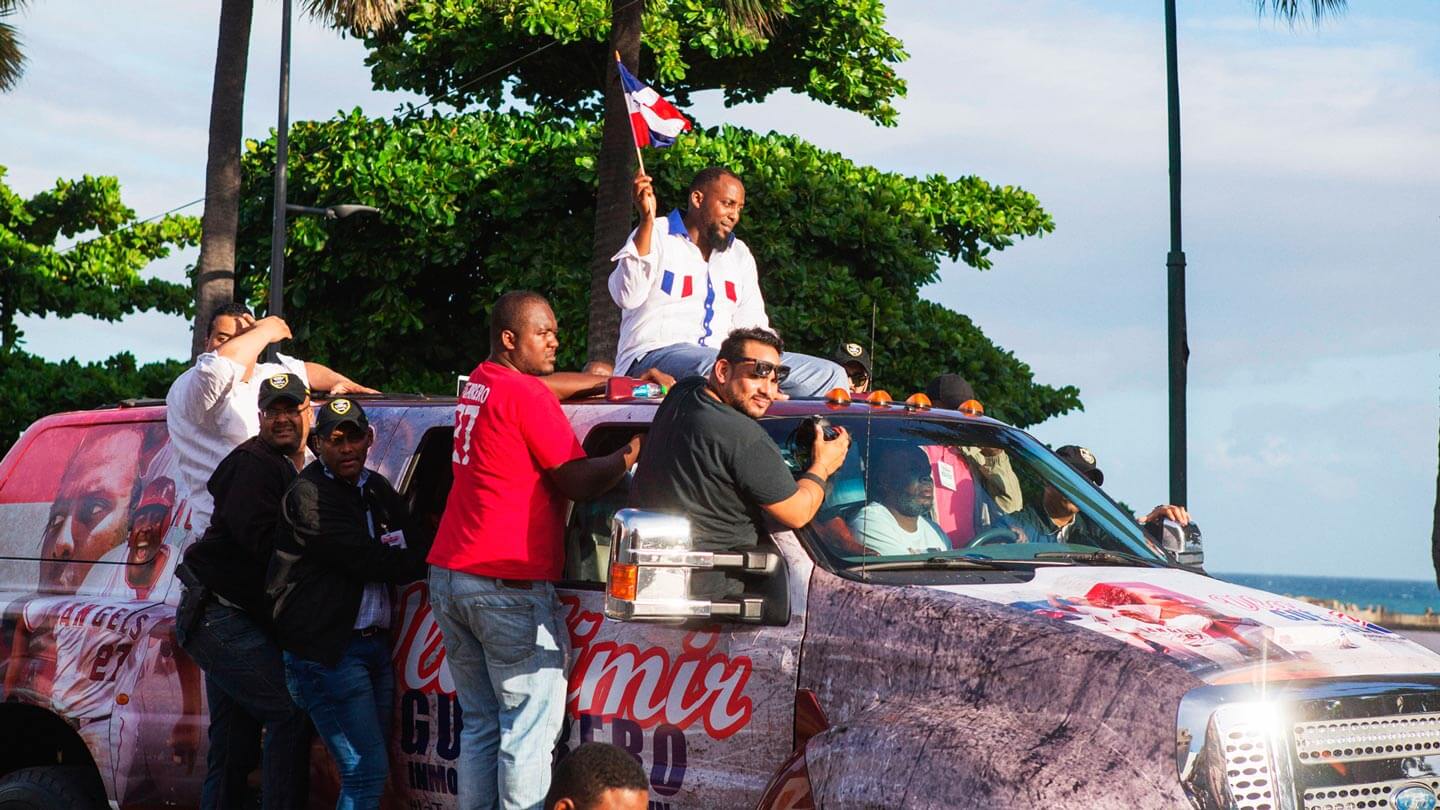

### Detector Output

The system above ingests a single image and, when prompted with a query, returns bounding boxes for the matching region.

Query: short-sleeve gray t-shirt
[632,376,799,551]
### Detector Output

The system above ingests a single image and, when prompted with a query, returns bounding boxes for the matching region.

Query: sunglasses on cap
[732,357,791,385]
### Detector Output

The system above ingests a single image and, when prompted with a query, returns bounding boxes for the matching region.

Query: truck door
[555,424,813,810]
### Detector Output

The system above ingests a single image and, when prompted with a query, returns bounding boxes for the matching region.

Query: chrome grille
[1178,677,1440,810]
[1294,713,1440,764]
[1214,705,1278,810]
[1302,777,1440,810]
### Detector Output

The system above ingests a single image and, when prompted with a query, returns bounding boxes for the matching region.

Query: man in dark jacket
[268,398,428,809]
[176,372,311,810]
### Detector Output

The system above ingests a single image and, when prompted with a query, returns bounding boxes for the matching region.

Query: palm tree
[189,0,406,358]
[586,0,779,365]
[0,0,29,92]
[1258,0,1346,23]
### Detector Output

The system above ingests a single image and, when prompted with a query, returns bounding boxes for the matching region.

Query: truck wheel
[0,766,105,810]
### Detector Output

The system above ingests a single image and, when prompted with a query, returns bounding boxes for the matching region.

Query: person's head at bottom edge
[545,742,650,810]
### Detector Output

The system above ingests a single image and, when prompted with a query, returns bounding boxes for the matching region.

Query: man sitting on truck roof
[632,327,851,596]
[166,303,375,536]
[609,167,849,398]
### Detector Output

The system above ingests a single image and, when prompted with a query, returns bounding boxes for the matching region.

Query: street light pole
[269,0,293,321]
[1164,0,1188,507]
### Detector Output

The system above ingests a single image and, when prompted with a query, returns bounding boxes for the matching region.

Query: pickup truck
[0,391,1437,809]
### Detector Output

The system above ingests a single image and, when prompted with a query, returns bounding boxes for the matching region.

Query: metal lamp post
[1164,0,1188,507]
[267,0,379,322]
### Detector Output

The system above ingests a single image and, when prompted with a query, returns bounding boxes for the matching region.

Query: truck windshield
[762,415,1169,571]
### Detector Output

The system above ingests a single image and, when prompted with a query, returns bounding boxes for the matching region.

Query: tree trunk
[190,0,255,359]
[584,0,644,366]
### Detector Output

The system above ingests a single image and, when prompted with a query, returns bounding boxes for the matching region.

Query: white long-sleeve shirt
[165,352,308,535]
[609,209,770,375]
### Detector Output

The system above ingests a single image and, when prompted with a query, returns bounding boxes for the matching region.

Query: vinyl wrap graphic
[938,567,1440,684]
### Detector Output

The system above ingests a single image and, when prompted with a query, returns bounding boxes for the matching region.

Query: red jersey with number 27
[428,361,587,580]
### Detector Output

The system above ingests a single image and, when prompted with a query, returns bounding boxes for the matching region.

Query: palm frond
[300,0,409,37]
[1256,0,1347,25]
[0,20,24,93]
[718,0,784,39]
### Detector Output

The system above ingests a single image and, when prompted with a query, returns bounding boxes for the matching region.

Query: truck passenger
[427,291,642,810]
[175,372,312,810]
[166,304,374,535]
[268,398,429,809]
[610,168,848,397]
[848,445,950,556]
[631,326,851,596]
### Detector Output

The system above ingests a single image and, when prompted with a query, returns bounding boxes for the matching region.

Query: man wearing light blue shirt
[609,167,848,397]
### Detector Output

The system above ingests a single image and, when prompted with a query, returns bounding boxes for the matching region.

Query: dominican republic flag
[616,60,692,148]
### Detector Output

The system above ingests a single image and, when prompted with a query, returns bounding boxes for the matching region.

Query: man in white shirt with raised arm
[610,167,849,398]
[166,303,374,535]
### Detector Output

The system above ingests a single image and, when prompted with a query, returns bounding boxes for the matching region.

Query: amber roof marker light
[905,393,932,411]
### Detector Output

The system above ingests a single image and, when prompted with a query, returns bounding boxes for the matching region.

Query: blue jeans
[631,343,849,398]
[428,569,569,810]
[176,599,309,810]
[284,635,394,810]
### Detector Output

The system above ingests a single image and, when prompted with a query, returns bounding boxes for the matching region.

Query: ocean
[1216,572,1440,617]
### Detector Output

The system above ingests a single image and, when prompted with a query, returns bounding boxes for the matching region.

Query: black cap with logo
[831,342,873,378]
[1056,445,1104,486]
[257,372,310,410]
[314,397,369,437]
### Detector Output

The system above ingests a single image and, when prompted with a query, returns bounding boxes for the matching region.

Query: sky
[2,0,1437,583]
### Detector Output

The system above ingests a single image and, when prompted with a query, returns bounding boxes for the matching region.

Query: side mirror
[1147,518,1204,568]
[604,509,780,623]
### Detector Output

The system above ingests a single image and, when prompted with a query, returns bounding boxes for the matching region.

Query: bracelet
[798,471,827,488]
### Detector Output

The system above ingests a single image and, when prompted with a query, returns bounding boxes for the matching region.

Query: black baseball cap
[257,372,309,409]
[924,373,978,411]
[832,342,873,377]
[1056,445,1104,486]
[314,397,369,436]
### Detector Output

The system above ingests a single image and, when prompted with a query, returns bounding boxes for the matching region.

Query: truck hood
[930,567,1440,685]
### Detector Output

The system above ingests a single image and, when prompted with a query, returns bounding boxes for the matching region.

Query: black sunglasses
[732,357,791,385]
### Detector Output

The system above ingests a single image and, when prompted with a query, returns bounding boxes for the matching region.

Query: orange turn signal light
[609,562,638,601]
[958,398,984,417]
[867,390,892,407]
[905,393,932,410]
[825,387,852,407]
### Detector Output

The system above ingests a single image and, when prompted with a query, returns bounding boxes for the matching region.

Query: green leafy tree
[0,165,199,350]
[0,166,198,454]
[232,110,1077,427]
[0,351,187,456]
[365,0,907,362]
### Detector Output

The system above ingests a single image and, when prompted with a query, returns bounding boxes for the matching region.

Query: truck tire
[0,766,105,810]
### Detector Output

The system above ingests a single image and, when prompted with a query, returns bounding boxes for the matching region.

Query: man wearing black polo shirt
[177,372,311,810]
[633,327,850,587]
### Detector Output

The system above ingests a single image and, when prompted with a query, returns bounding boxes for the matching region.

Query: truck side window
[561,426,647,588]
[402,427,456,548]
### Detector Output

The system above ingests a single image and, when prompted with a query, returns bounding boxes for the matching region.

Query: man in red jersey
[428,290,641,809]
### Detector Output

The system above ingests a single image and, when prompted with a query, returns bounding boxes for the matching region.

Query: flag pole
[615,50,646,175]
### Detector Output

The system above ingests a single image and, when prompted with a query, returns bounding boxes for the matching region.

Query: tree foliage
[366,0,908,125]
[0,165,199,350]
[233,109,1078,427]
[0,350,187,456]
